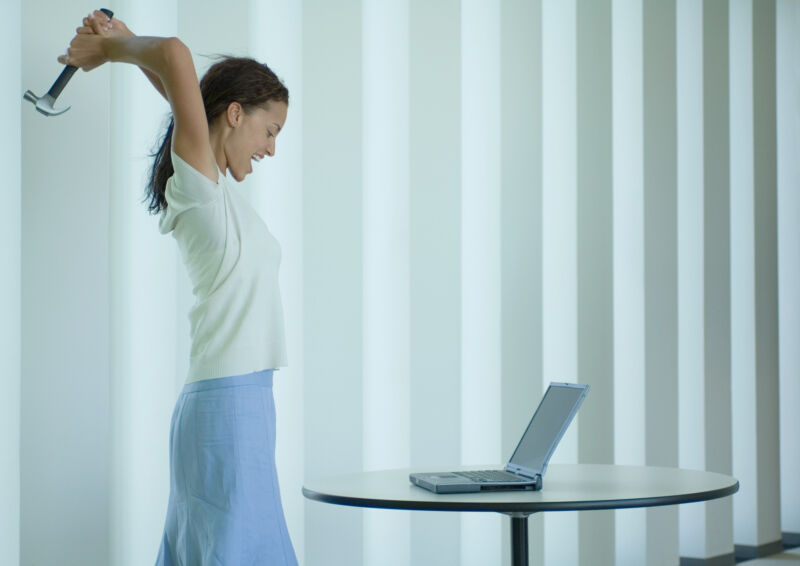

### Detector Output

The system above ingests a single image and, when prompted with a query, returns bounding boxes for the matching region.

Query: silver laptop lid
[505,382,589,478]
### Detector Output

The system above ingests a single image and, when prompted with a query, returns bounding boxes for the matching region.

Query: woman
[62,11,297,565]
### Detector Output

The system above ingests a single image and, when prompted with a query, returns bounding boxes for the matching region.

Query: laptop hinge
[504,465,541,480]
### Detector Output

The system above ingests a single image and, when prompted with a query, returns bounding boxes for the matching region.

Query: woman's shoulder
[171,148,221,186]
[159,149,225,233]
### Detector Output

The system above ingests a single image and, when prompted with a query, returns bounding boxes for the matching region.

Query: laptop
[409,382,589,493]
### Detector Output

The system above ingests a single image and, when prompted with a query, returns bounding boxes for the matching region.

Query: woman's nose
[266,139,276,157]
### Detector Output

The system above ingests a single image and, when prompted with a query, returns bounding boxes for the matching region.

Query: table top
[303,464,739,515]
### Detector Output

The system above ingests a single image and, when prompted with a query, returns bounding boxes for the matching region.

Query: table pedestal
[507,513,532,566]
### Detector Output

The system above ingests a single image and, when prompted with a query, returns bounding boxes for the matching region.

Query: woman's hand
[57,11,168,100]
[53,17,209,177]
[57,11,133,70]
[80,10,135,39]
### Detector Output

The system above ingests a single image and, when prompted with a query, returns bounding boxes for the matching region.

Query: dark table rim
[302,480,739,514]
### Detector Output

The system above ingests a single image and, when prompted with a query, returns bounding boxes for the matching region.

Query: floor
[740,546,800,565]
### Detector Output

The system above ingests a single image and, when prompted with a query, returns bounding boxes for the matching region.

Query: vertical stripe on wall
[461,0,503,563]
[247,0,306,560]
[500,0,544,563]
[542,0,579,563]
[776,0,800,539]
[677,0,710,559]
[21,1,112,564]
[0,2,21,565]
[612,0,646,563]
[730,0,757,548]
[576,0,615,564]
[643,1,679,564]
[303,1,364,564]
[730,0,783,553]
[729,0,762,556]
[362,0,411,564]
[409,0,462,563]
[109,2,179,565]
[751,0,781,549]
[702,0,733,557]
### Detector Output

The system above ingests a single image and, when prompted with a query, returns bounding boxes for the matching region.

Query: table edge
[302,480,739,514]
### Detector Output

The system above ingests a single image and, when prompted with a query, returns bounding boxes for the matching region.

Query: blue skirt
[155,370,297,566]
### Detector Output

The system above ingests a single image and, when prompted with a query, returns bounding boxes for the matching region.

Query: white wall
[541,2,579,559]
[362,1,411,565]
[613,0,647,563]
[461,0,503,563]
[108,1,179,564]
[1,2,22,566]
[247,0,307,561]
[408,1,464,563]
[777,0,800,540]
[9,1,800,565]
[731,0,783,552]
[500,0,545,561]
[20,1,112,565]
[677,0,707,559]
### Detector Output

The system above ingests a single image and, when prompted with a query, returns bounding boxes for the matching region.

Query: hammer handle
[47,65,79,99]
[47,8,114,99]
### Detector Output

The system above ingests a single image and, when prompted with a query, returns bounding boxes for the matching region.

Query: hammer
[23,8,114,117]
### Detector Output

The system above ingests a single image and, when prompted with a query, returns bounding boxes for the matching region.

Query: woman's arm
[79,13,168,100]
[139,65,168,101]
[62,12,217,183]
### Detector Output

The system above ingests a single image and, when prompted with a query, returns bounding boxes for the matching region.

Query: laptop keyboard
[456,470,531,483]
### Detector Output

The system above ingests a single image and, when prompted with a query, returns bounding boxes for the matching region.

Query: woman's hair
[145,56,289,214]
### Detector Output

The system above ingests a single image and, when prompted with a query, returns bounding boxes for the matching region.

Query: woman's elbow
[161,37,192,71]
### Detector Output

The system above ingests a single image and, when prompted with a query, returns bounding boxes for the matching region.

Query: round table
[303,463,739,566]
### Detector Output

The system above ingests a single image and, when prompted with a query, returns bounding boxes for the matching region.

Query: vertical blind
[10,0,800,565]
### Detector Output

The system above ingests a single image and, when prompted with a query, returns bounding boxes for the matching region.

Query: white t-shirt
[159,151,287,383]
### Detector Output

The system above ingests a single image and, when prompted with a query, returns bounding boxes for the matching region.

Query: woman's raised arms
[60,11,218,183]
[77,13,168,101]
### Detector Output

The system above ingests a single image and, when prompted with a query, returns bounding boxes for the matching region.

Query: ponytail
[145,117,174,215]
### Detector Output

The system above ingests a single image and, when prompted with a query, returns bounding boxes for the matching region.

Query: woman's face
[224,101,288,182]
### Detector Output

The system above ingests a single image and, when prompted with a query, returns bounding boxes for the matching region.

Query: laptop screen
[507,382,589,476]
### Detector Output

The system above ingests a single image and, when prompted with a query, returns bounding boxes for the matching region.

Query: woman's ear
[226,101,243,127]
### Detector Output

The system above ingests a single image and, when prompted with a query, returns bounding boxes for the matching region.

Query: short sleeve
[159,151,222,234]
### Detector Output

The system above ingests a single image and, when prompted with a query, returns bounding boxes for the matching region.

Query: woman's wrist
[99,36,114,63]
[119,22,136,39]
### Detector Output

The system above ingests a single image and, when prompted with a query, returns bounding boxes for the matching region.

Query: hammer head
[23,90,71,117]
